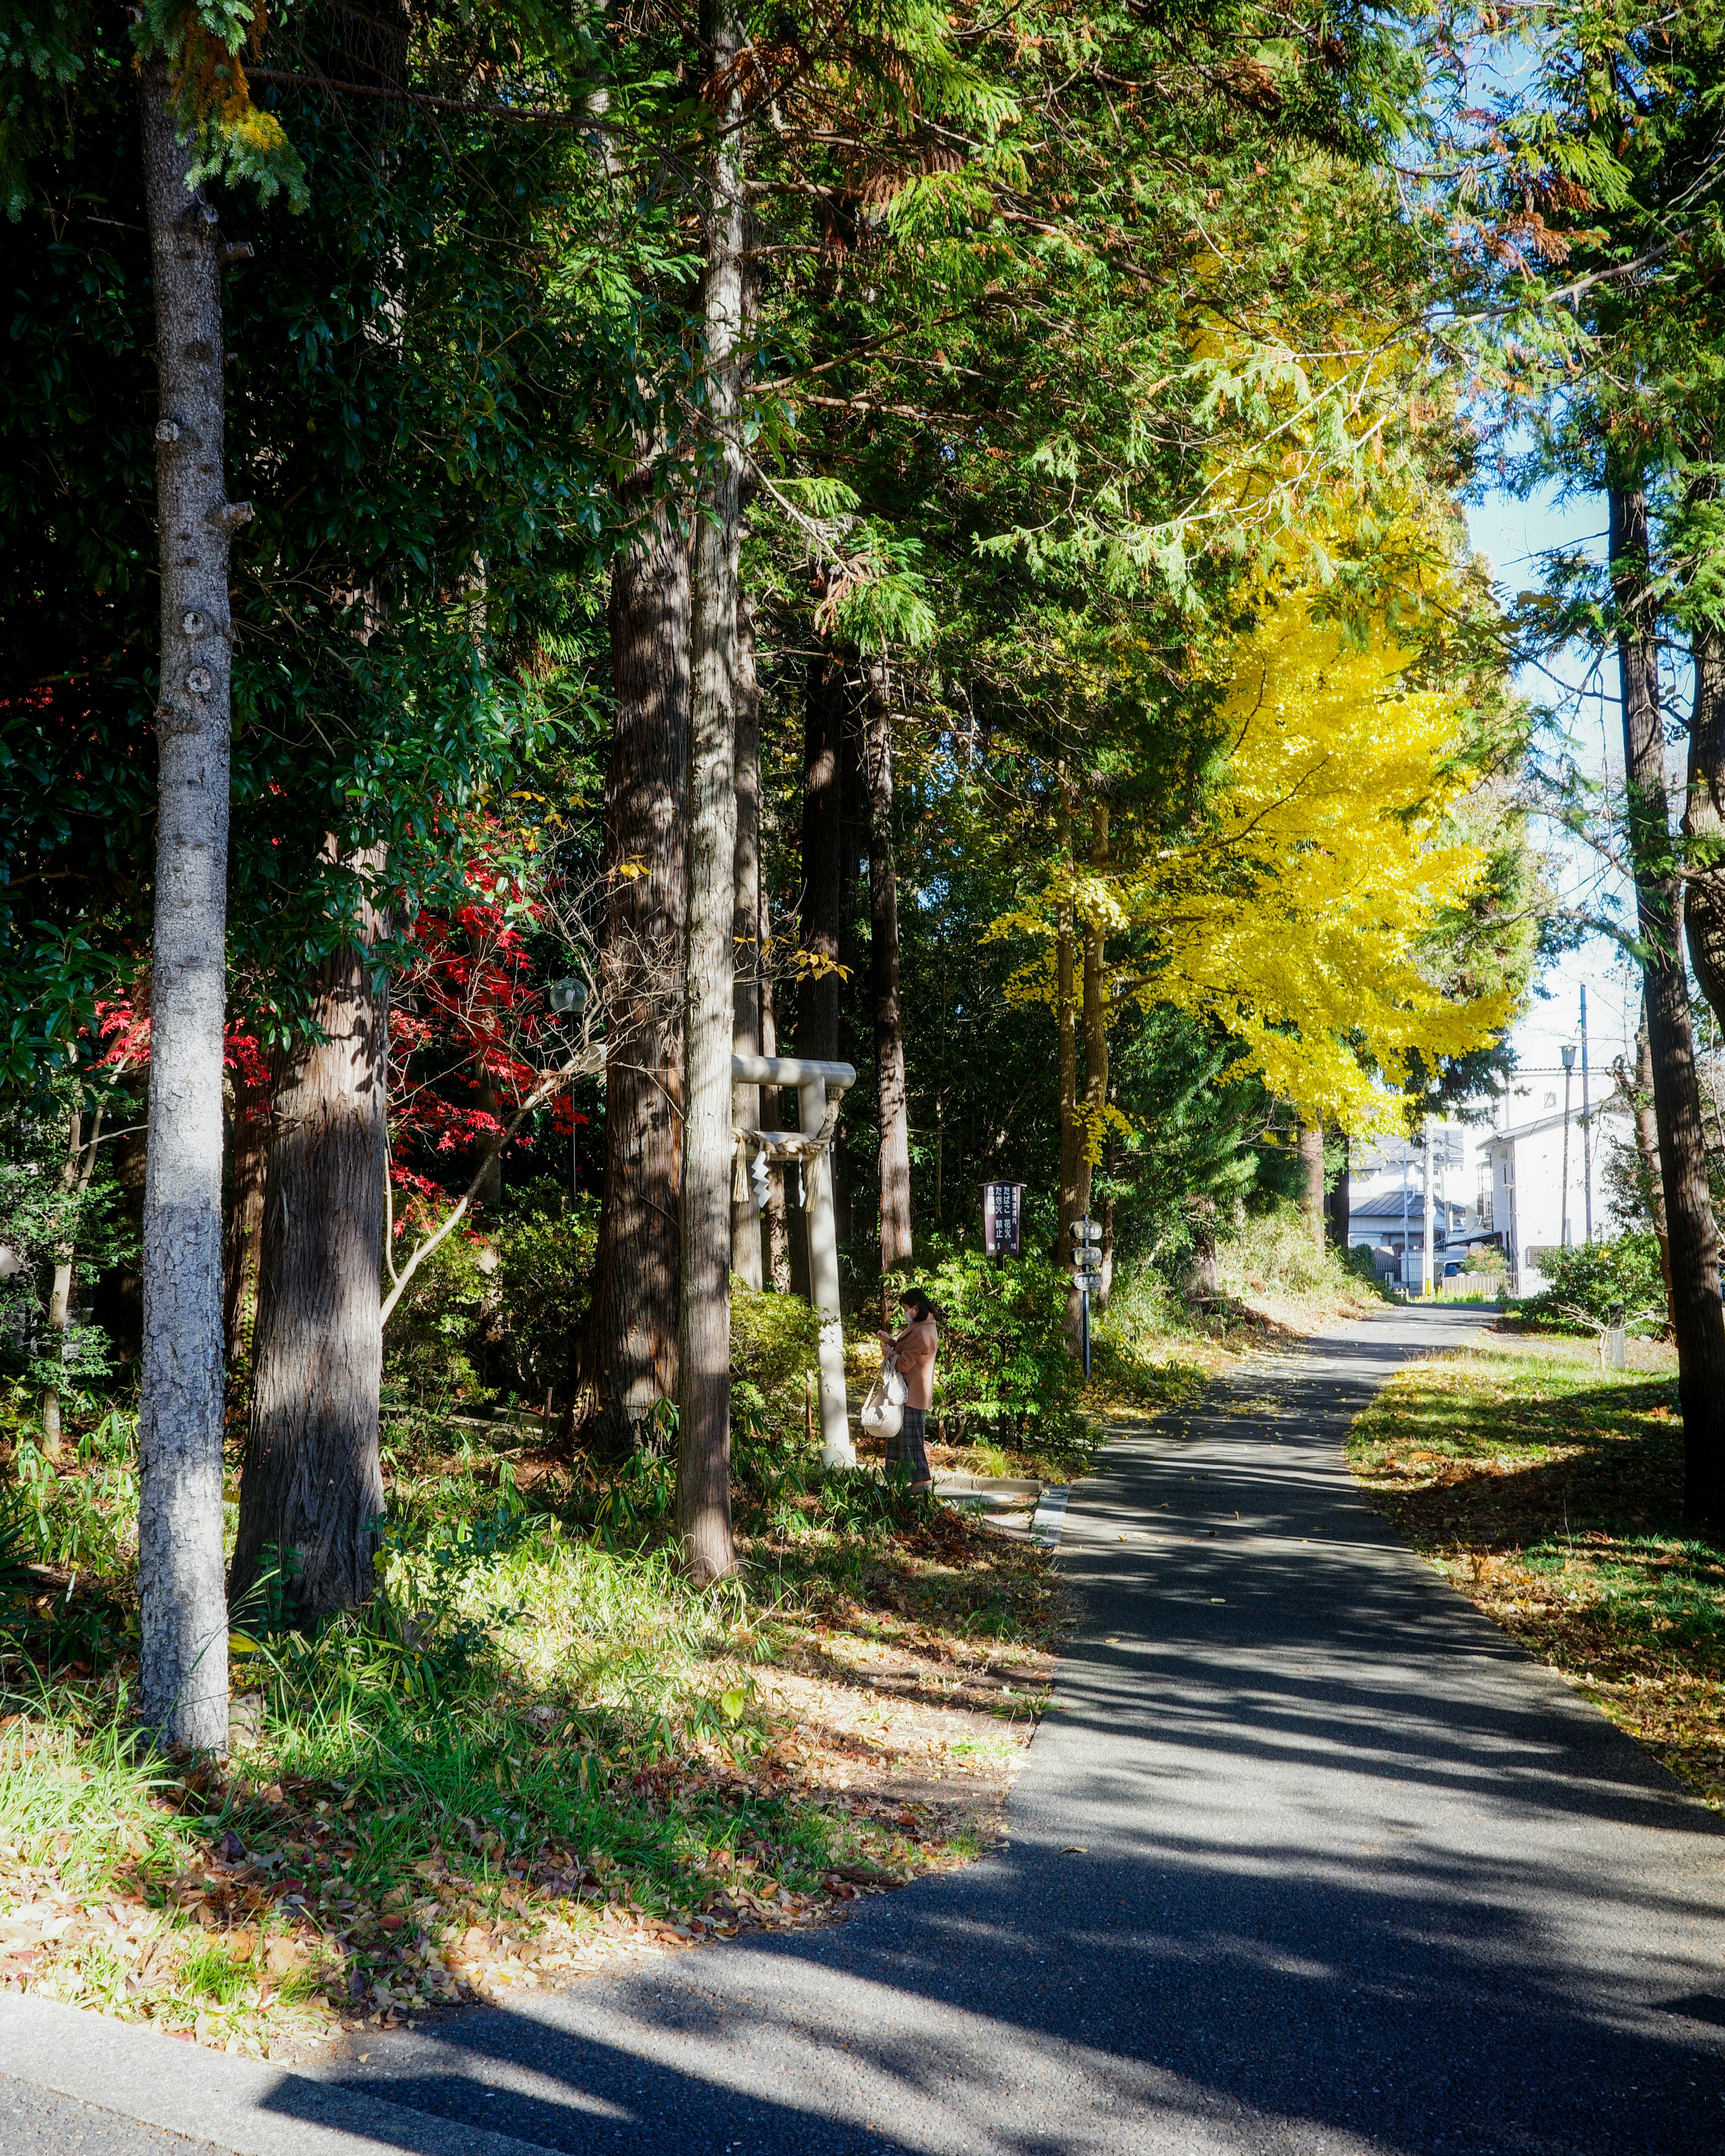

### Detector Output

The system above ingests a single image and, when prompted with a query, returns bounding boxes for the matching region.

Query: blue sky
[1464,476,1640,1112]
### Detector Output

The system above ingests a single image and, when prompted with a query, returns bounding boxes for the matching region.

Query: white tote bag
[859,1362,908,1440]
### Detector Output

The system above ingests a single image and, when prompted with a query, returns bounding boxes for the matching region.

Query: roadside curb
[0,1997,553,2156]
[1028,1486,1069,1548]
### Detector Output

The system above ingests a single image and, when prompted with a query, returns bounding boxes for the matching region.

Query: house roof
[1483,1101,1630,1149]
[1349,1190,1469,1223]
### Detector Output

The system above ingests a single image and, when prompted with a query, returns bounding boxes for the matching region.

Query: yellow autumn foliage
[991,577,1515,1134]
[1141,591,1511,1128]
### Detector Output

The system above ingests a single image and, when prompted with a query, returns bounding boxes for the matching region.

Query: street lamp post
[548,978,589,1198]
[1560,1043,1576,1249]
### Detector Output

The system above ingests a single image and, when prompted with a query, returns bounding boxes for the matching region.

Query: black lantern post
[549,977,589,1196]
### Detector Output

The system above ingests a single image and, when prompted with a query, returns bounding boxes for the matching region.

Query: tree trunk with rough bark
[1079,801,1111,1218]
[222,1067,271,1402]
[41,1105,93,1465]
[1632,1010,1674,1321]
[137,64,237,1752]
[229,853,389,1625]
[575,494,689,1457]
[731,594,764,1287]
[677,1,745,1586]
[863,658,911,1276]
[1327,1134,1350,1250]
[759,891,791,1290]
[797,651,844,1062]
[1298,1117,1325,1253]
[1612,485,1725,1532]
[1685,621,1725,1026]
[1054,783,1081,1348]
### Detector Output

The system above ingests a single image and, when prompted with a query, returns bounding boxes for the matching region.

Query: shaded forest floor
[1348,1328,1725,1810]
[0,1413,1061,2064]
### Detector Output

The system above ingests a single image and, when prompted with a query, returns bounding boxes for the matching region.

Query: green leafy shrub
[1215,1200,1335,1298]
[1518,1235,1668,1335]
[730,1281,821,1433]
[386,1188,599,1412]
[893,1251,1082,1446]
[489,1192,599,1400]
[383,1206,496,1412]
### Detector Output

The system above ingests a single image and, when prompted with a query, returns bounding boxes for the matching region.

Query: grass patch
[0,1403,1061,2059]
[1347,1329,1725,1808]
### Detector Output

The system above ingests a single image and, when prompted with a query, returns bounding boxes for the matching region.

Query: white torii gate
[731,1053,856,1467]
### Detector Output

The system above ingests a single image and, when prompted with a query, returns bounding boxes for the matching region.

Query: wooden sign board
[982,1181,1024,1257]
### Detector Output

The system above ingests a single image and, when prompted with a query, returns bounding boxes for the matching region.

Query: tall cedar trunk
[1685,620,1725,1025]
[1055,782,1081,1346]
[576,495,689,1455]
[832,693,866,1251]
[789,648,841,1301]
[863,658,911,1274]
[676,4,744,1586]
[758,893,791,1290]
[230,852,389,1624]
[1068,799,1109,1345]
[1611,486,1725,1530]
[1079,800,1111,1212]
[222,1067,271,1397]
[1298,1117,1325,1253]
[798,652,843,1060]
[730,594,764,1286]
[138,65,235,1751]
[40,1106,84,1464]
[1327,1134,1351,1250]
[1633,1009,1674,1321]
[1097,1113,1117,1311]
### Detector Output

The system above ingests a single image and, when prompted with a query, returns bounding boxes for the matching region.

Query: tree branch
[380,1039,604,1330]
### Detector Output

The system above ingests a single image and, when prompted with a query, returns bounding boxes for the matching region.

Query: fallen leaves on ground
[1349,1329,1725,1810]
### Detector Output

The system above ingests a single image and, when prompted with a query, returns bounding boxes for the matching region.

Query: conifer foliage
[0,0,1621,1680]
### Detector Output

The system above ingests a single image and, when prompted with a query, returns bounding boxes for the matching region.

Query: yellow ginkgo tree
[991,571,1520,1152]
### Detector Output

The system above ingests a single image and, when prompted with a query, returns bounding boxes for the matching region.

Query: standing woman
[879,1287,939,1490]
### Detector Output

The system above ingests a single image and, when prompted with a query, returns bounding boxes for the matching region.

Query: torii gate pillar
[731,1054,855,1467]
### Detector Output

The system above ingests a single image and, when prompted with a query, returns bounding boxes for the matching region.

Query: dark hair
[899,1287,937,1322]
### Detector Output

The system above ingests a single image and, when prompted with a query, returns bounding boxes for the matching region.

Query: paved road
[9,1303,1725,2152]
[311,1303,1725,2154]
[0,2076,223,2156]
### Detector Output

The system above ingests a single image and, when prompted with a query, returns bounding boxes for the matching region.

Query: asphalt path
[0,2075,226,2156]
[302,1301,1725,2156]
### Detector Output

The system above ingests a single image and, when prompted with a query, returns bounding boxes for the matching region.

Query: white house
[1478,1098,1632,1294]
[1344,1127,1477,1292]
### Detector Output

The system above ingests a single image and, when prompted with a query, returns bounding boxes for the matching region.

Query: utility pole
[1400,1150,1411,1295]
[1560,1044,1576,1248]
[1579,984,1593,1243]
[1422,1122,1435,1299]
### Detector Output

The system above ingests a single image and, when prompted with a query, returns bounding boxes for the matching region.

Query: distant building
[1479,1101,1632,1294]
[1344,1127,1476,1293]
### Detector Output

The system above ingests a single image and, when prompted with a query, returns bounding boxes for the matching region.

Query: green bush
[1518,1235,1668,1335]
[385,1186,598,1411]
[489,1193,599,1400]
[893,1250,1082,1446]
[729,1281,822,1433]
[383,1210,496,1412]
[1215,1200,1357,1300]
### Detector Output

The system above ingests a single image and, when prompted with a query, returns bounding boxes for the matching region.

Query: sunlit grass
[1349,1329,1725,1807]
[0,1406,1058,2055]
